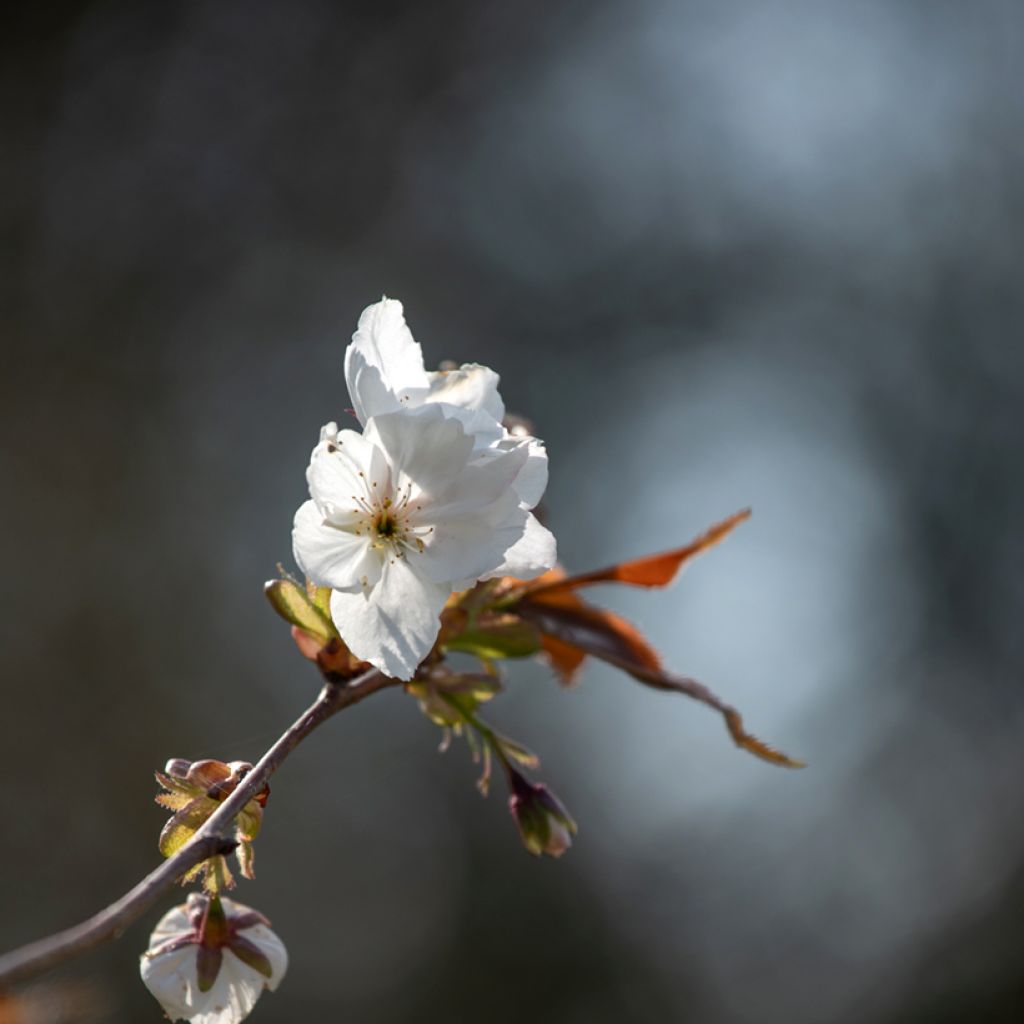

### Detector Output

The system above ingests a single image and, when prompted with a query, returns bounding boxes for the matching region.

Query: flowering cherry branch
[0,298,802,1023]
[0,668,393,990]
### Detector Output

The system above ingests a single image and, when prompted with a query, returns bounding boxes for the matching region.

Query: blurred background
[2,1,1023,1021]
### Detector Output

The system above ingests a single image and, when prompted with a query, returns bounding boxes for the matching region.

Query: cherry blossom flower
[293,299,556,679]
[140,895,287,1024]
[294,403,550,679]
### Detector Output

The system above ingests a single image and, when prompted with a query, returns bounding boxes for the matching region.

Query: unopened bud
[164,759,191,779]
[507,770,577,858]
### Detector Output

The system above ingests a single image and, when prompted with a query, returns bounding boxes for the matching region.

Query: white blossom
[294,404,545,679]
[140,898,287,1024]
[292,299,556,679]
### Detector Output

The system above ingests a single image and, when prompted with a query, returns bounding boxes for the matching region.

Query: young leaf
[444,615,542,660]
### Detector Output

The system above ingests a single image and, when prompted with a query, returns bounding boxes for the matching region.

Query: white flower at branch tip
[292,298,557,679]
[293,402,555,680]
[140,897,287,1024]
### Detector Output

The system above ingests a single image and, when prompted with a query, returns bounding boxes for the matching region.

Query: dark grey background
[3,2,1023,1021]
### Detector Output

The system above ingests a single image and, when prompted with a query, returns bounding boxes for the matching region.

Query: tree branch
[0,668,395,989]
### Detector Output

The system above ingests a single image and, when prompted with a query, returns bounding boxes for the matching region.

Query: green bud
[264,578,337,645]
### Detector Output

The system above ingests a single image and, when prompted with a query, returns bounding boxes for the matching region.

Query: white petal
[344,298,429,423]
[141,945,208,1021]
[483,512,557,581]
[343,359,404,425]
[468,435,548,509]
[306,429,388,510]
[329,558,449,679]
[149,903,191,944]
[435,404,506,450]
[188,952,264,1024]
[415,492,527,585]
[509,437,548,510]
[425,363,505,422]
[292,500,381,591]
[363,407,474,498]
[237,923,289,993]
[425,443,529,520]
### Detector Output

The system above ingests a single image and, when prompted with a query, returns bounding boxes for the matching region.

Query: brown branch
[0,668,395,990]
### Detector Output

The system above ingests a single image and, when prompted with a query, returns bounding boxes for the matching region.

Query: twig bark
[0,668,394,989]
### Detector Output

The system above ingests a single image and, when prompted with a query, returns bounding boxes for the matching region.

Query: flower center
[374,508,398,538]
[348,482,433,560]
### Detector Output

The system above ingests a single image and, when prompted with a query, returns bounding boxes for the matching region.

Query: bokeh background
[3,1,1023,1021]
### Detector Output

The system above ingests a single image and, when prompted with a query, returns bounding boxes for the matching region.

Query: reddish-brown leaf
[524,508,751,596]
[722,709,803,768]
[518,598,663,679]
[539,633,588,685]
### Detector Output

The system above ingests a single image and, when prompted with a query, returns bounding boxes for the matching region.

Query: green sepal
[494,733,540,770]
[196,945,224,992]
[230,935,274,979]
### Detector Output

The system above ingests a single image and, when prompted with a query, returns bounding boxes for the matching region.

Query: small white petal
[416,492,526,585]
[344,299,429,423]
[306,429,388,509]
[509,438,548,510]
[188,954,264,1024]
[149,903,191,944]
[292,500,381,592]
[425,443,529,520]
[329,558,450,679]
[471,435,548,509]
[425,363,505,422]
[440,404,506,450]
[362,407,474,497]
[483,512,558,581]
[239,923,289,992]
[343,360,404,425]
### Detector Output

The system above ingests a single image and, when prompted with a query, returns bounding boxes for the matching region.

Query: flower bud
[507,770,577,858]
[140,895,287,1024]
[164,758,192,779]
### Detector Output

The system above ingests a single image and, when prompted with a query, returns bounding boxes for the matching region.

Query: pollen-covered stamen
[341,479,433,557]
